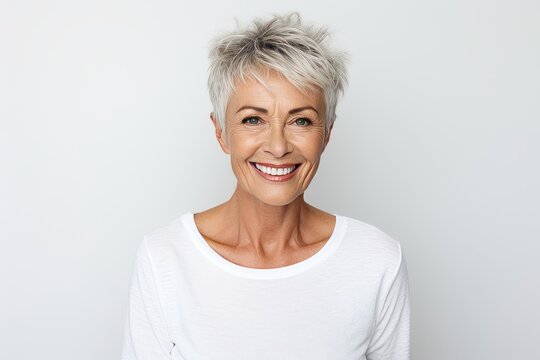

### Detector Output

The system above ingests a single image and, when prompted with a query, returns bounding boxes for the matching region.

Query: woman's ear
[210,112,230,154]
[322,121,334,152]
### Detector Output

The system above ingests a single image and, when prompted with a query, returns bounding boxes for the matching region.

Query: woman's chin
[260,197,299,207]
[236,185,303,207]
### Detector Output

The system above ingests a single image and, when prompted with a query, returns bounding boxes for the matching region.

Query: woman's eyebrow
[235,105,319,115]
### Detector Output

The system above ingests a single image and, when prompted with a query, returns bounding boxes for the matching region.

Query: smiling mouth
[249,162,301,176]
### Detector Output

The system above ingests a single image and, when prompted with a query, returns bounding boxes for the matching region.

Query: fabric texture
[121,212,410,360]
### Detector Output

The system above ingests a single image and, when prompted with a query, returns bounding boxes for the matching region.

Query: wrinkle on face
[225,73,327,151]
[213,68,331,207]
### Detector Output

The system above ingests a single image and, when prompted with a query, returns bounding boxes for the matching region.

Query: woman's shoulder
[138,213,195,258]
[338,214,404,269]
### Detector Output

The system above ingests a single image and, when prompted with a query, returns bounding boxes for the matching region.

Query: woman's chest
[164,270,377,359]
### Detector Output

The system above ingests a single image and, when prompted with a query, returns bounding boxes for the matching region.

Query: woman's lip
[249,162,299,168]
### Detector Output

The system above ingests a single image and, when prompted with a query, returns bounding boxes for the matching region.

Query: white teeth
[254,163,296,176]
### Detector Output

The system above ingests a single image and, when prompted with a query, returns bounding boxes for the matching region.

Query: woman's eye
[295,118,312,126]
[242,117,261,125]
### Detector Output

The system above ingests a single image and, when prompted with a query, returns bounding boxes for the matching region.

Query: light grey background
[1,0,539,359]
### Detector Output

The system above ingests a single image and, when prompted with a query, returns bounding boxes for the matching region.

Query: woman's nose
[264,125,292,158]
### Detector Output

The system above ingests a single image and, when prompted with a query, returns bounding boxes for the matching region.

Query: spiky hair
[207,12,349,134]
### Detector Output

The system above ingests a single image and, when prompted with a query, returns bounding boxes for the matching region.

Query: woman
[122,12,410,360]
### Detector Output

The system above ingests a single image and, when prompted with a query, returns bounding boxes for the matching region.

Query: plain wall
[1,0,539,359]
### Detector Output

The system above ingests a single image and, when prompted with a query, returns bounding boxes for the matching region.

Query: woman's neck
[219,184,315,252]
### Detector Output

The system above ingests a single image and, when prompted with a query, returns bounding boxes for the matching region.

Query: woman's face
[211,69,333,206]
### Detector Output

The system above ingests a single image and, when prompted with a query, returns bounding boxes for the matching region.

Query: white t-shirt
[121,212,410,360]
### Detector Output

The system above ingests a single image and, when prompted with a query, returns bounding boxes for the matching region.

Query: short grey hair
[207,12,349,135]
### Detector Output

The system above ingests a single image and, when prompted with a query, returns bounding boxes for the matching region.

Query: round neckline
[181,212,347,280]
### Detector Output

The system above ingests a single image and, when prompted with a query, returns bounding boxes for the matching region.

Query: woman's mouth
[249,162,301,182]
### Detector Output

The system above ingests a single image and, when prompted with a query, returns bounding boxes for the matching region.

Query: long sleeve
[366,245,411,360]
[121,237,175,360]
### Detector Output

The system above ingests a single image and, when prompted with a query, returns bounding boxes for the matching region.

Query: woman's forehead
[229,71,323,110]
